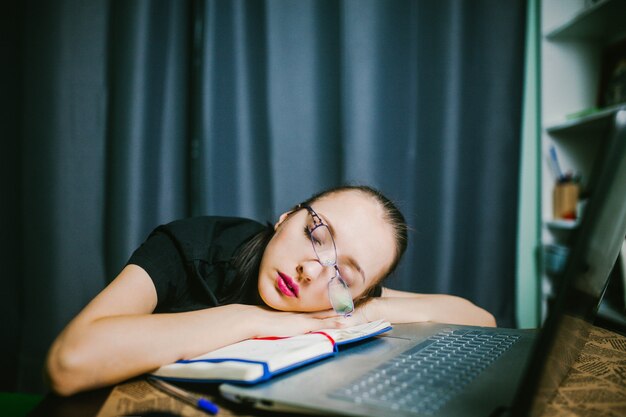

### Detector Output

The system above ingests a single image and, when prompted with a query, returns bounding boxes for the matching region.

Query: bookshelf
[540,0,626,325]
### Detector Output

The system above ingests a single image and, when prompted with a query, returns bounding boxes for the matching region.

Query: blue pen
[549,145,564,181]
[147,376,219,415]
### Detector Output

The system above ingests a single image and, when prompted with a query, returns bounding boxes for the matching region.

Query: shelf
[546,0,626,42]
[546,219,579,231]
[539,0,626,326]
[546,105,624,135]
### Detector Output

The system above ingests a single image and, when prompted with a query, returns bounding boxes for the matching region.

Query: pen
[147,376,219,415]
[549,145,564,182]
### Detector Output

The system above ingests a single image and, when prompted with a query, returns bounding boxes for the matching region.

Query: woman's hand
[373,289,497,327]
[302,299,382,327]
[247,306,350,338]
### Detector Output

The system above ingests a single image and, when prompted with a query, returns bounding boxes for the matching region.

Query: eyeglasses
[301,204,354,317]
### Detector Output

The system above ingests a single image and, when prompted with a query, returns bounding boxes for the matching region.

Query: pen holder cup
[543,244,569,276]
[553,182,579,220]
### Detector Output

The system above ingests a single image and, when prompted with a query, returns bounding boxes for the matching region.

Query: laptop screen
[512,108,626,417]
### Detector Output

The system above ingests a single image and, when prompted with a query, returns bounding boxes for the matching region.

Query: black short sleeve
[127,228,188,309]
[127,216,266,313]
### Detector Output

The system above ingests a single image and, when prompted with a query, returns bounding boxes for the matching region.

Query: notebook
[150,320,391,384]
[220,108,626,417]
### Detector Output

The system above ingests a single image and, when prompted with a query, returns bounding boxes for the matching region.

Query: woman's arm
[46,265,343,396]
[359,287,496,327]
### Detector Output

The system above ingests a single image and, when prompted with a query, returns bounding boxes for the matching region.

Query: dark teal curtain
[106,0,190,278]
[3,0,526,393]
[5,0,111,393]
[1,0,24,393]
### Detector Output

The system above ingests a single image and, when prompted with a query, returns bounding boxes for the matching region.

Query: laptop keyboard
[330,329,520,415]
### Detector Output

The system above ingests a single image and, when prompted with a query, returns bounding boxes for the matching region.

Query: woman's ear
[274,210,294,230]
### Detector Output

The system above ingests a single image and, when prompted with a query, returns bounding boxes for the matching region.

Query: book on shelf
[150,319,392,384]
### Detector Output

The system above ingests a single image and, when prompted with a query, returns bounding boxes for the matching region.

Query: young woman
[46,185,495,396]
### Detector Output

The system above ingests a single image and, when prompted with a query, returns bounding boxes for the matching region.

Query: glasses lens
[328,275,354,316]
[310,225,336,266]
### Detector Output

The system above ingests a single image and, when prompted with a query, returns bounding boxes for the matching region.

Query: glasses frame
[301,204,355,317]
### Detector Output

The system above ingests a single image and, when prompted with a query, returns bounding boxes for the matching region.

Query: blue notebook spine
[156,324,393,385]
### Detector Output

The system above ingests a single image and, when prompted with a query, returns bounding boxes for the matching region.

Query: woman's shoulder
[161,215,265,234]
[155,216,268,255]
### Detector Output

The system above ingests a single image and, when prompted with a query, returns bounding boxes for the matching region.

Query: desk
[542,325,626,416]
[28,325,626,417]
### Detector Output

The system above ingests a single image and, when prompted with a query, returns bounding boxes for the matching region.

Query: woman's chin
[258,287,287,311]
[258,283,323,313]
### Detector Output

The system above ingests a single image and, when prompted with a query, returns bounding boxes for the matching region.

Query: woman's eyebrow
[349,259,366,285]
[320,213,366,285]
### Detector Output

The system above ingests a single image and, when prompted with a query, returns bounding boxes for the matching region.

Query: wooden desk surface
[29,325,626,417]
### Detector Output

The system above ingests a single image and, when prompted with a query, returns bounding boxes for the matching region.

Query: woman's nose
[298,260,333,282]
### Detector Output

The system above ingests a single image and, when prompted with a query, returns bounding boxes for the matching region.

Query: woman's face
[258,191,397,313]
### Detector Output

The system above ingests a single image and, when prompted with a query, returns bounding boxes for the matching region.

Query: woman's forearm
[47,303,345,396]
[367,295,496,327]
[46,304,261,396]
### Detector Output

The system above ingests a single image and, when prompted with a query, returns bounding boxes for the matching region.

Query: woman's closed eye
[303,226,319,245]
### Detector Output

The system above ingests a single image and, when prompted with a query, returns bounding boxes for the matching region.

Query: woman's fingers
[254,305,377,339]
[307,309,337,319]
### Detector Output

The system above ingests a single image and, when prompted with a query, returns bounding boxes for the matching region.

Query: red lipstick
[277,272,299,297]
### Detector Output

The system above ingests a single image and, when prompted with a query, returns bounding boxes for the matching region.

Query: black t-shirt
[127,216,268,313]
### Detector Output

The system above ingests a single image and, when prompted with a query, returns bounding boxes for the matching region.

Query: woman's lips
[277,272,299,297]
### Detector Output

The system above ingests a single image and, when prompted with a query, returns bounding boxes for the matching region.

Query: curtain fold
[7,0,526,393]
[265,0,344,212]
[105,0,190,277]
[194,0,274,219]
[402,1,526,325]
[17,0,110,392]
[341,0,418,190]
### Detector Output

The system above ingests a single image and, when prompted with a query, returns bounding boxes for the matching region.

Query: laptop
[220,108,626,417]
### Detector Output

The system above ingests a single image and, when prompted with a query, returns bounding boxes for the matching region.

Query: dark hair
[219,224,274,305]
[224,185,408,306]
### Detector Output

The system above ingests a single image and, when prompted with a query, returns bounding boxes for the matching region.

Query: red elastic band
[310,331,336,345]
[252,336,291,340]
[253,332,336,345]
